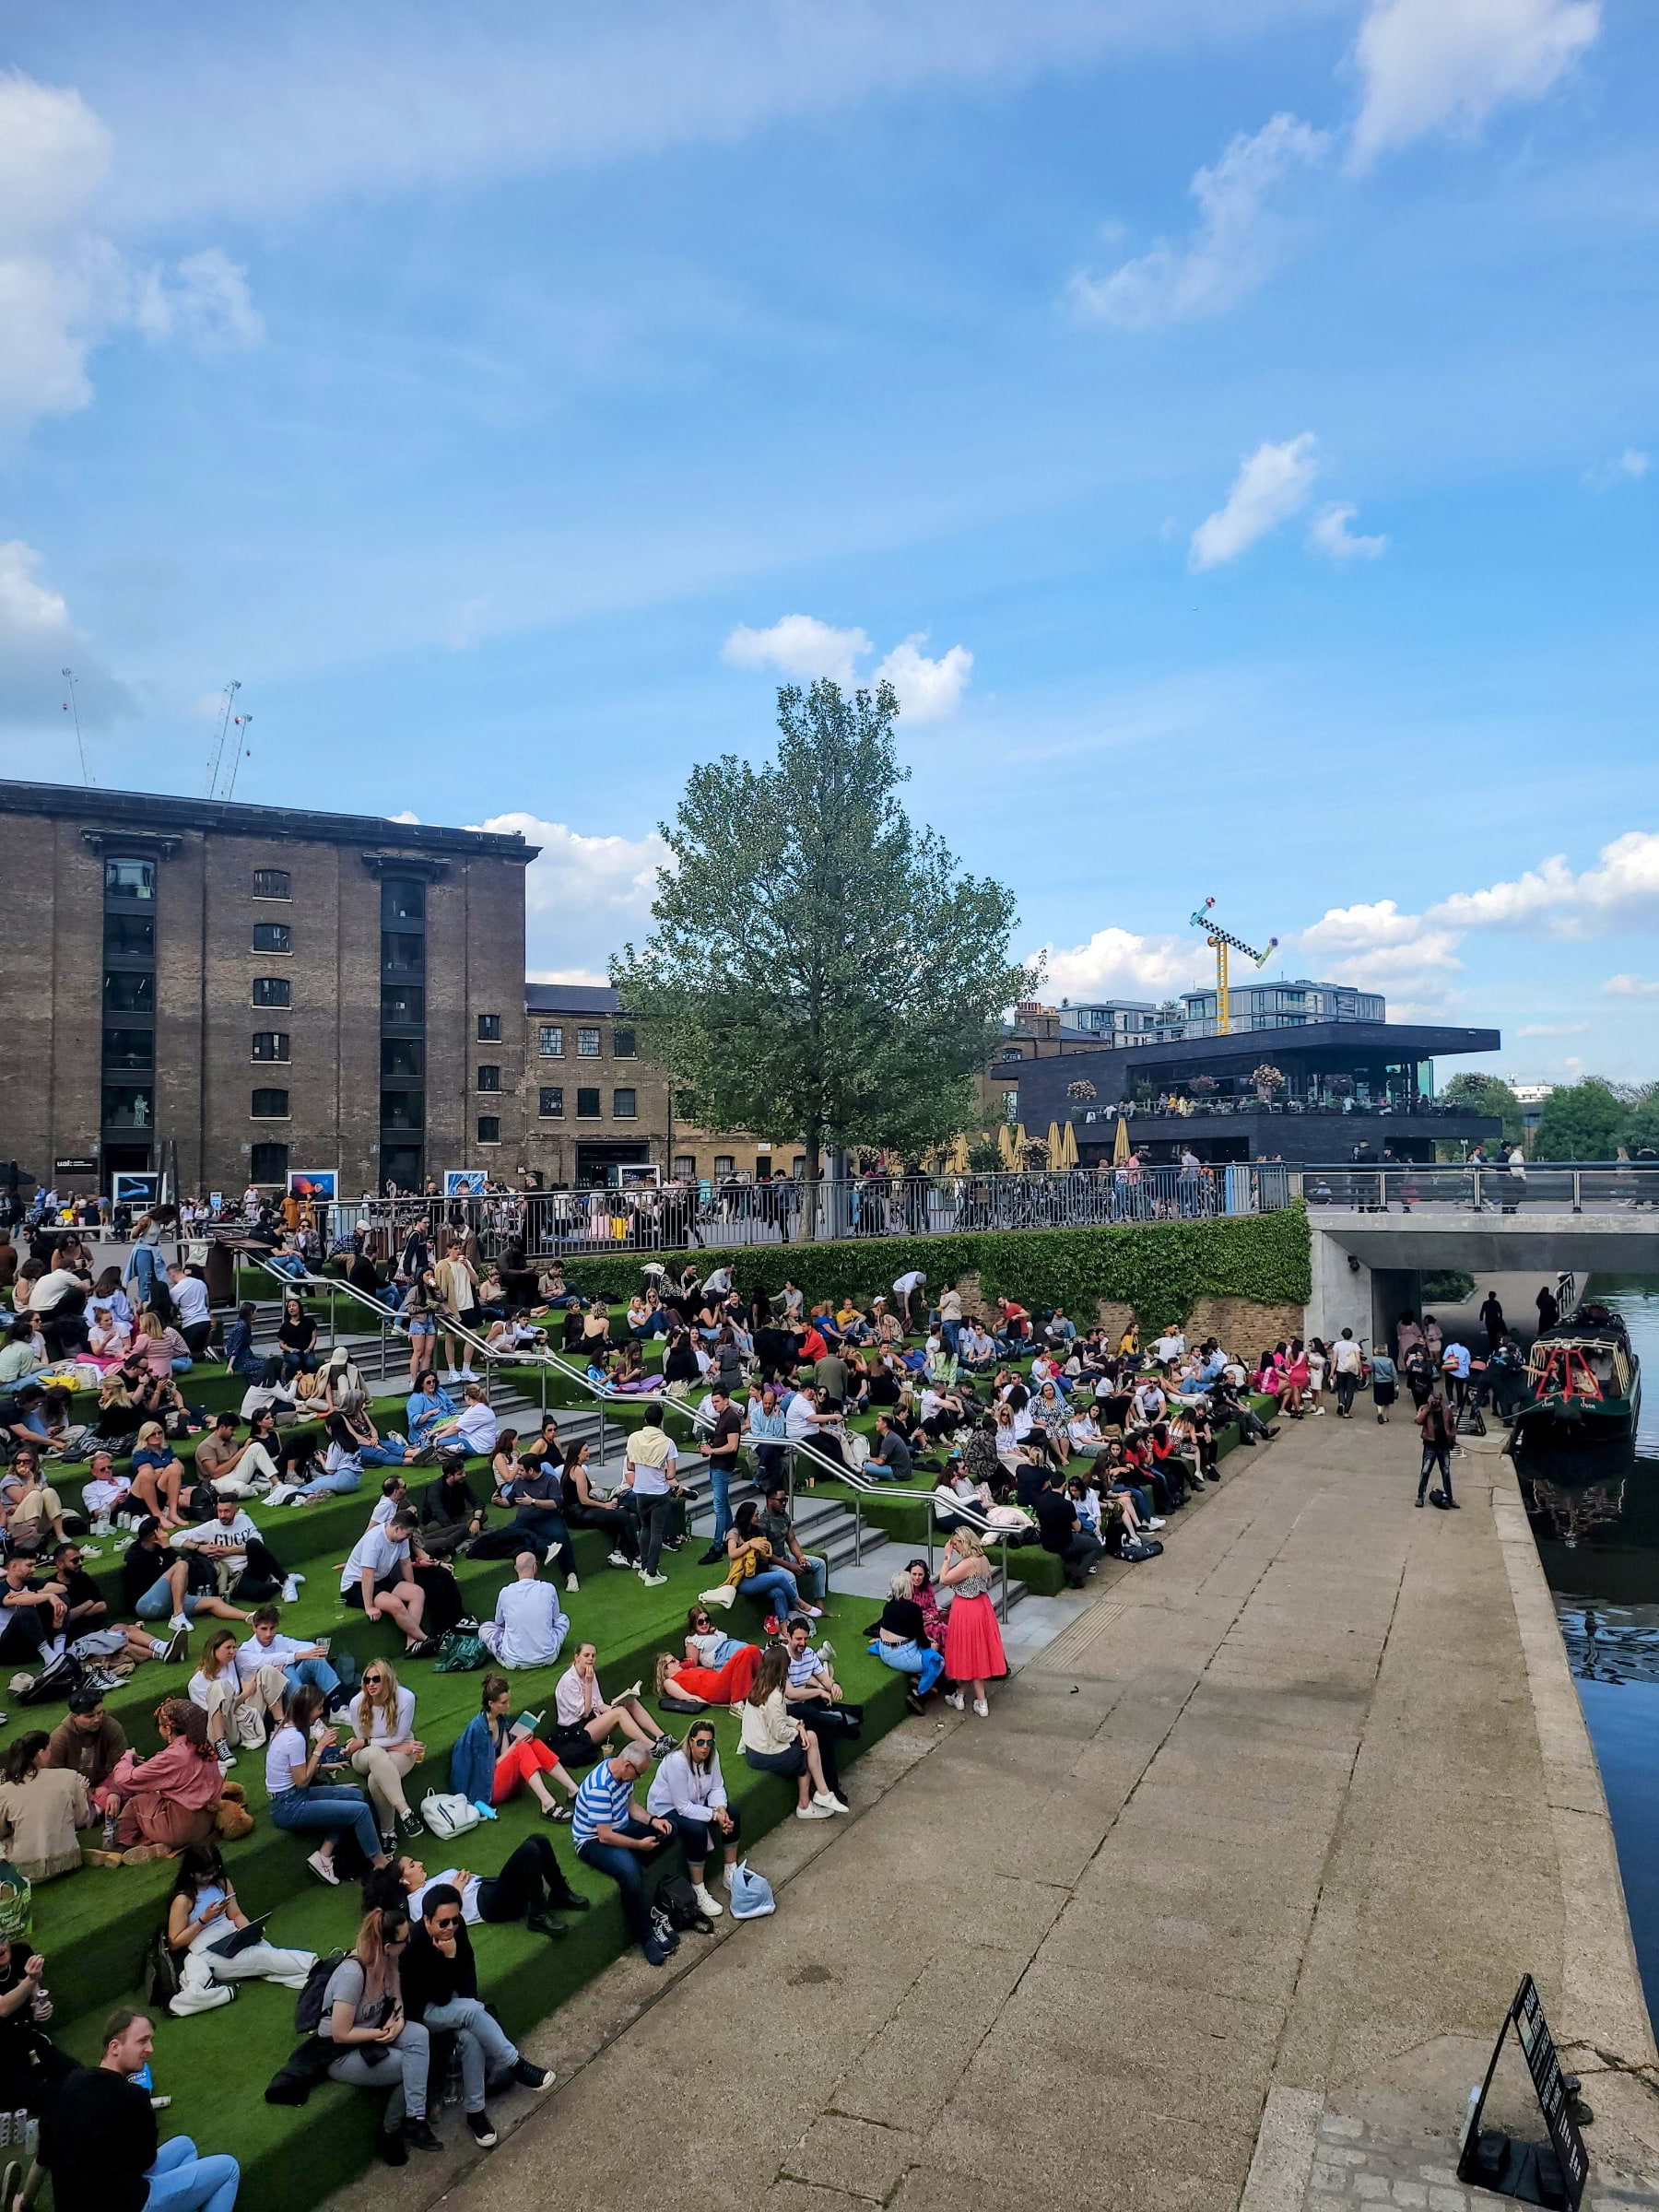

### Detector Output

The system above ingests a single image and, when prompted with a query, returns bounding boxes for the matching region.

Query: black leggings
[566,1499,638,1561]
[477,1833,581,1923]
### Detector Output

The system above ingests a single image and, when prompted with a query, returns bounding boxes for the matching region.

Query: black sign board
[54,1158,98,1176]
[1458,1975,1588,2209]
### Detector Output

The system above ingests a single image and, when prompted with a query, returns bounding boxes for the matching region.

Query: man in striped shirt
[571,1740,679,1966]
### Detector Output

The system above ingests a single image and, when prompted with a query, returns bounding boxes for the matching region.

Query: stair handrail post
[998,1533,1011,1623]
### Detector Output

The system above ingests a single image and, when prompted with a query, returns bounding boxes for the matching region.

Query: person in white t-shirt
[425,1382,499,1460]
[338,1508,431,1653]
[479,1553,570,1671]
[1152,1327,1185,1369]
[236,1606,341,1702]
[165,1265,214,1357]
[892,1270,927,1330]
[1330,1327,1366,1419]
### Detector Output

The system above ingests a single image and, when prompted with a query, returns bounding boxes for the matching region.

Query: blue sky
[2,0,1655,1079]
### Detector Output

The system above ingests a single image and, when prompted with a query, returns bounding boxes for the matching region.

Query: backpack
[143,1924,184,2009]
[0,1859,32,1943]
[293,1950,347,2036]
[432,1631,488,1673]
[13,1652,82,1707]
[1118,1536,1164,1562]
[420,1791,482,1841]
[656,1875,713,1935]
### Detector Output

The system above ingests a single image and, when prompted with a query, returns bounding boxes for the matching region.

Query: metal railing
[242,1163,1293,1265]
[1299,1161,1659,1214]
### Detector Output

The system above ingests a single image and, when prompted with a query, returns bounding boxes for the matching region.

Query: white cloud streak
[0,537,133,734]
[1584,448,1650,490]
[1308,502,1388,560]
[1069,112,1329,329]
[1189,433,1321,571]
[1350,0,1601,167]
[1030,926,1196,1002]
[1602,974,1659,997]
[470,808,670,974]
[722,615,973,721]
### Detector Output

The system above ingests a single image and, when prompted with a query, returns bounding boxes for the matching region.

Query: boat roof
[1534,1323,1630,1349]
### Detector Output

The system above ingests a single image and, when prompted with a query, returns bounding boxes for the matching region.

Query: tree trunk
[802,1117,823,1243]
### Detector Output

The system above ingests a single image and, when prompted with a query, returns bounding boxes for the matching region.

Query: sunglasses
[431,1913,463,1930]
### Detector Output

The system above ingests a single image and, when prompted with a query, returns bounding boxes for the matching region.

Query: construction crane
[1189,897,1279,1037]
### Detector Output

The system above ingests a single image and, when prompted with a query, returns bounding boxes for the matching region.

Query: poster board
[444,1170,488,1196]
[287,1171,338,1203]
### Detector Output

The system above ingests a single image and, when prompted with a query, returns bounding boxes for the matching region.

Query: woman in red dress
[939,1530,1006,1718]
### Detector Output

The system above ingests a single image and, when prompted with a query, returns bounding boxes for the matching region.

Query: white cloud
[386,808,421,825]
[1031,926,1196,1002]
[1294,898,1464,994]
[1069,113,1329,329]
[1517,1022,1589,1036]
[0,72,262,432]
[0,536,133,733]
[872,635,974,723]
[444,597,490,652]
[1584,448,1650,490]
[1602,974,1659,997]
[723,615,974,719]
[721,614,870,685]
[1350,0,1601,167]
[471,810,671,974]
[1190,432,1321,571]
[1308,502,1388,560]
[527,966,611,989]
[1430,833,1659,935]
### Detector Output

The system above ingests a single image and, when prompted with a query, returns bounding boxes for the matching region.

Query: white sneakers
[692,1882,724,1918]
[811,1790,844,1814]
[638,1570,668,1588]
[973,1699,990,1718]
[944,1689,965,1711]
[796,1802,834,1820]
[280,1575,304,1604]
[307,1850,339,1885]
[566,1574,580,1594]
[606,1550,631,1568]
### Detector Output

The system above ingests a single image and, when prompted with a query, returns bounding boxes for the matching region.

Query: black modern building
[1012,1020,1504,1164]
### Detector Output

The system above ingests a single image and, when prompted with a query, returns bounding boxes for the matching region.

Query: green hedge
[539,1206,1312,1329]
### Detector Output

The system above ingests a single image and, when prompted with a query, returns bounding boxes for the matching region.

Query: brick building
[520,983,670,1187]
[0,780,535,1198]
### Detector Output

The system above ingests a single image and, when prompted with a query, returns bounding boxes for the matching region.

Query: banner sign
[1459,1974,1588,2209]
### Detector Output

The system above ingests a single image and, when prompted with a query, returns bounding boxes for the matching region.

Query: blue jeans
[786,1553,828,1603]
[744,1566,802,1618]
[270,1783,382,1862]
[128,1248,163,1305]
[282,1653,341,1700]
[294,1466,361,1500]
[359,1437,409,1465]
[576,1817,673,1948]
[170,1357,193,1374]
[418,1995,521,2112]
[145,2136,240,2212]
[869,1639,944,1695]
[707,1454,735,1543]
[940,1318,961,1356]
[136,1575,199,1622]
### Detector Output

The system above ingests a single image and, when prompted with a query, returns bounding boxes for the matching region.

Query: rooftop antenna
[60,668,93,786]
[224,712,253,802]
[205,680,241,798]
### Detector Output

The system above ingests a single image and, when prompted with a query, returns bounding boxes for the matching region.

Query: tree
[1440,1072,1524,1146]
[1616,1085,1659,1156]
[1531,1079,1625,1161]
[611,678,1040,1230]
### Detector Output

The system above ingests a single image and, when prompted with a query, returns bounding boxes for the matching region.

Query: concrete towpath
[332,1409,1659,2212]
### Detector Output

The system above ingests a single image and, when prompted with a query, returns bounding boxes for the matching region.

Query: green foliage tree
[611,678,1039,1229]
[1615,1085,1659,1155]
[1531,1078,1625,1160]
[1440,1072,1524,1146]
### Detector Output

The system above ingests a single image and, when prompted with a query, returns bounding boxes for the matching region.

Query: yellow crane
[1189,897,1279,1036]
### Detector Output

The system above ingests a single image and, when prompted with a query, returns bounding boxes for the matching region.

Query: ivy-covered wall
[545,1205,1312,1329]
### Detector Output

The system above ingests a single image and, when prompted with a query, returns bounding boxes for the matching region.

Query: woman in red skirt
[939,1530,1007,1717]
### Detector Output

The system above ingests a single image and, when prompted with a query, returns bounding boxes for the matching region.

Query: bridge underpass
[1305,1209,1659,1347]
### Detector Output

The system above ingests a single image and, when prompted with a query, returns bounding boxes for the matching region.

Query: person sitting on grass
[739,1645,843,1822]
[559,1440,639,1568]
[36,2007,241,2212]
[265,1684,390,1888]
[571,1738,679,1967]
[398,1884,556,2147]
[171,1493,291,1605]
[724,1500,806,1623]
[647,1717,739,1918]
[320,1903,440,2163]
[128,1423,191,1531]
[343,1659,426,1847]
[551,1641,666,1767]
[479,1551,570,1672]
[666,1605,763,1706]
[98,1700,224,1864]
[451,1673,579,1819]
[0,1731,93,1880]
[1031,1468,1105,1589]
[339,1507,434,1657]
[163,1841,316,2017]
[866,1583,947,1712]
[189,1628,277,1767]
[123,1523,253,1662]
[0,1931,76,2124]
[44,1687,128,1806]
[865,1412,914,1483]
[419,1453,489,1559]
[235,1604,342,1713]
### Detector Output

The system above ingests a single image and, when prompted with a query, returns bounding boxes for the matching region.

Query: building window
[576,1027,601,1057]
[538,1087,565,1119]
[713,1154,735,1178]
[477,1013,502,1041]
[613,1027,636,1058]
[102,1086,154,1128]
[612,1087,637,1118]
[105,912,155,959]
[673,1154,696,1180]
[104,856,156,901]
[251,1087,290,1119]
[381,984,424,1027]
[381,878,425,926]
[576,1087,601,1119]
[537,1024,564,1057]
[793,1155,807,1178]
[253,922,291,954]
[381,932,422,973]
[381,1090,425,1132]
[253,869,291,900]
[252,1032,290,1062]
[476,1065,501,1093]
[101,1027,153,1071]
[252,977,291,1009]
[381,1038,424,1080]
[103,971,154,1012]
[250,1142,289,1183]
[477,1115,500,1145]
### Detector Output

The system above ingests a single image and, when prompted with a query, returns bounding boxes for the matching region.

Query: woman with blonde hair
[187,1626,284,1765]
[129,1421,188,1528]
[938,1528,1006,1718]
[321,1900,440,2158]
[132,1308,193,1379]
[344,1657,426,1844]
[653,1638,760,1712]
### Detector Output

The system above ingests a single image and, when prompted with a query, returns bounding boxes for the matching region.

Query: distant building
[1509,1081,1556,1139]
[520,983,667,1189]
[1179,979,1386,1038]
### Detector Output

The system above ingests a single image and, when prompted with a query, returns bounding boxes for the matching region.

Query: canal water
[1518,1277,1659,2028]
